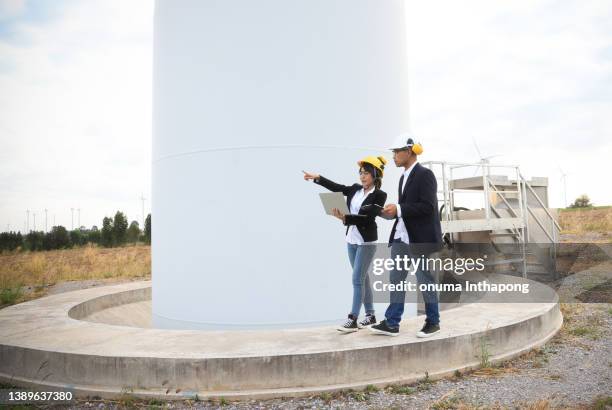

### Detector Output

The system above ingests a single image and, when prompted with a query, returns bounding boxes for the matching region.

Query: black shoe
[416,322,440,338]
[370,319,399,336]
[358,314,377,327]
[337,314,360,333]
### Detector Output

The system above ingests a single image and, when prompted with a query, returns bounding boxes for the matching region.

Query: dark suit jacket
[390,163,443,250]
[314,175,387,242]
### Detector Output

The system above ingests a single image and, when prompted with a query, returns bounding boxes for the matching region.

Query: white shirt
[345,186,375,245]
[394,161,418,244]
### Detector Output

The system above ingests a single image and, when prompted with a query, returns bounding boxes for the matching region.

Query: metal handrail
[519,173,562,231]
[489,206,522,237]
[488,180,520,218]
[424,160,540,172]
[487,179,522,238]
[526,206,557,243]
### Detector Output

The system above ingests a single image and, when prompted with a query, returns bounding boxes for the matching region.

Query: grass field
[559,206,612,236]
[0,243,150,306]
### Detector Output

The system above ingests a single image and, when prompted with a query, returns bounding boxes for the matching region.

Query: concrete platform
[0,280,562,400]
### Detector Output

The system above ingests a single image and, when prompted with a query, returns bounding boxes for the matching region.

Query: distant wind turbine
[472,138,502,176]
[557,164,568,208]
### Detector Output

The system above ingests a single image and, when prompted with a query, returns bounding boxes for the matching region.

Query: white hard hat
[389,133,418,151]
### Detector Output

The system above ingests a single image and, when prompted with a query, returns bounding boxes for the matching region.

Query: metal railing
[422,161,559,278]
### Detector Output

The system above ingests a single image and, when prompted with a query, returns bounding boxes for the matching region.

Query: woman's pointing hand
[302,170,320,181]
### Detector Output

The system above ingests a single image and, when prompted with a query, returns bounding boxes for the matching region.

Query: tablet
[319,192,349,215]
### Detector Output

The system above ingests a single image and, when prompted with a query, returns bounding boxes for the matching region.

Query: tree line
[0,212,151,252]
[568,194,592,209]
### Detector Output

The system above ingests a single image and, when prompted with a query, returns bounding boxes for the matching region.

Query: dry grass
[559,206,612,236]
[0,243,150,306]
[560,303,607,337]
[470,363,521,377]
[523,399,552,410]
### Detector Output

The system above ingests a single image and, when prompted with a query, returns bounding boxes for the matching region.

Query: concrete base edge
[0,305,563,401]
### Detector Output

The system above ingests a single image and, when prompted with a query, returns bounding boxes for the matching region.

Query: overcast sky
[1,0,610,233]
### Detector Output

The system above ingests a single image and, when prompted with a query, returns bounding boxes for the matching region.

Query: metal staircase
[422,161,560,279]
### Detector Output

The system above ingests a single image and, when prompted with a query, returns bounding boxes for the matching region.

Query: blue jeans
[385,238,440,328]
[347,243,377,317]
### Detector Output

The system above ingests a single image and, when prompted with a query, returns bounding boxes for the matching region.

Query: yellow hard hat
[357,155,387,177]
